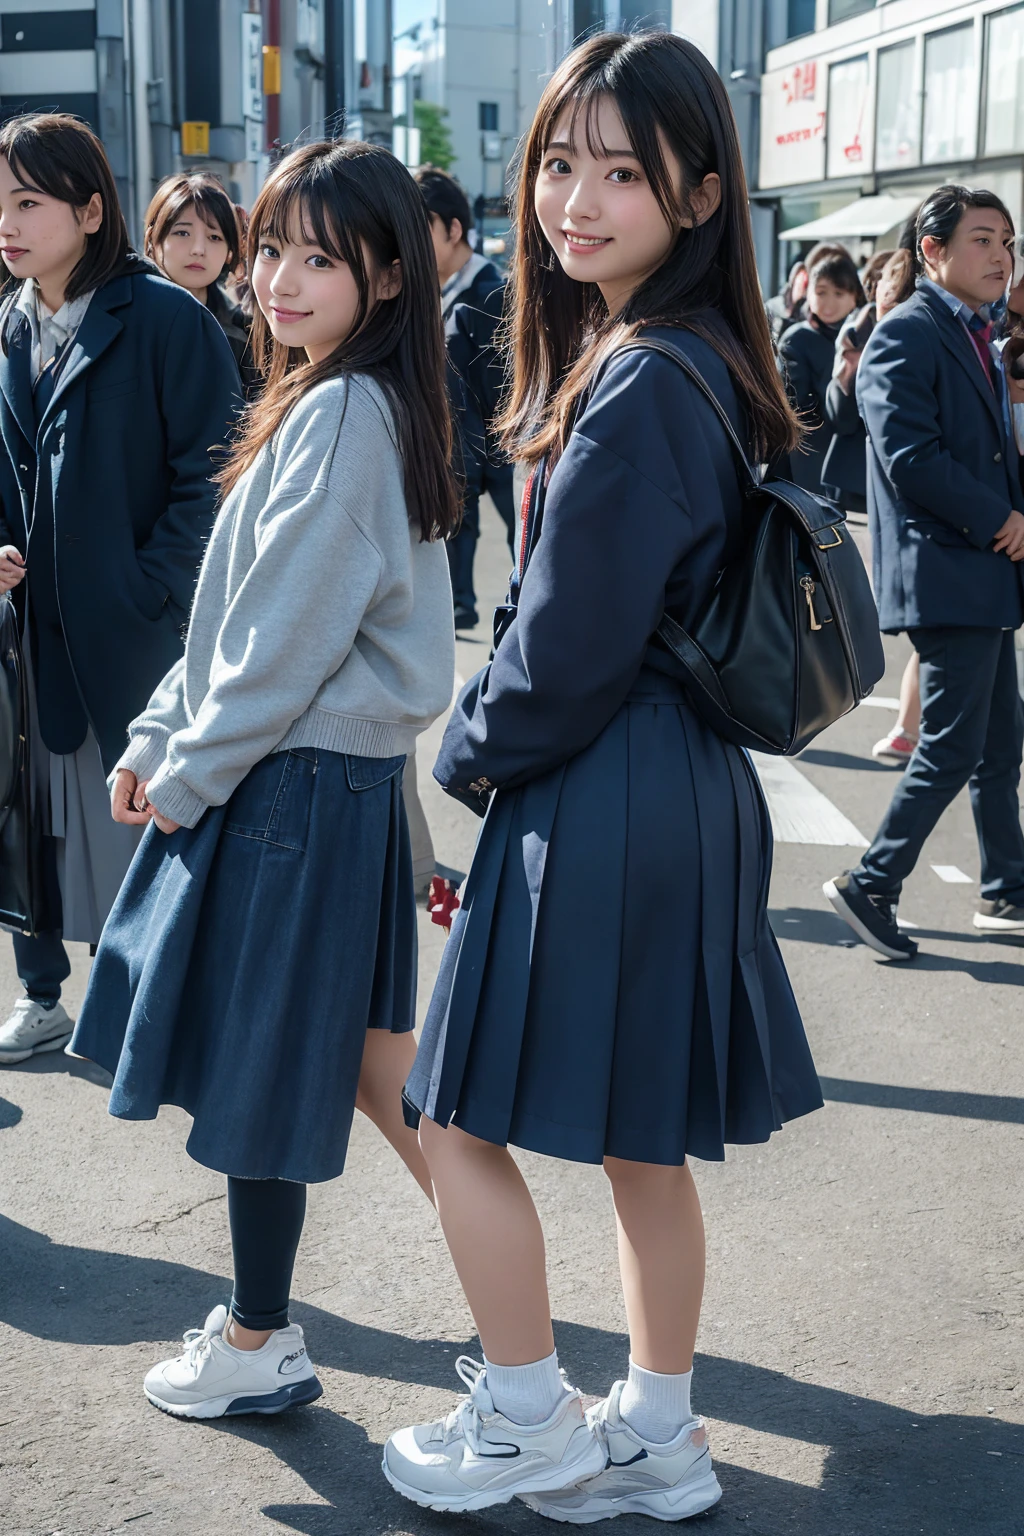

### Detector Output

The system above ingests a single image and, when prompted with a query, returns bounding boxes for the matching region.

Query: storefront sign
[759,59,827,190]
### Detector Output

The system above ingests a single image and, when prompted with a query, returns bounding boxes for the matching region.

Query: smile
[1,247,27,260]
[562,231,612,251]
[270,306,312,323]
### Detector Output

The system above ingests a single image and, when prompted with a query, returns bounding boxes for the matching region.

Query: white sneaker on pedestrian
[143,1304,323,1420]
[0,998,73,1064]
[519,1380,722,1523]
[871,728,917,765]
[382,1355,606,1513]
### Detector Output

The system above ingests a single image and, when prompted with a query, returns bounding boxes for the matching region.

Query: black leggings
[227,1176,307,1331]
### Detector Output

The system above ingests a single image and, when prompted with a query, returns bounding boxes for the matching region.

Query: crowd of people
[0,19,1019,1528]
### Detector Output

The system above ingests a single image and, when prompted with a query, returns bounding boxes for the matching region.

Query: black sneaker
[973,899,1024,931]
[453,604,478,631]
[823,872,918,961]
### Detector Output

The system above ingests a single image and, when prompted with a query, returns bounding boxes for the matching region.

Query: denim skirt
[69,748,414,1183]
[405,682,823,1167]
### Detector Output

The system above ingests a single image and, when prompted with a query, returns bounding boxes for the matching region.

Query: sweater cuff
[145,763,210,830]
[116,731,170,787]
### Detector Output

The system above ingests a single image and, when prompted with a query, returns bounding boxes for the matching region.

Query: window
[828,0,874,25]
[985,5,1024,156]
[479,102,498,132]
[923,24,977,164]
[875,41,919,171]
[827,56,870,178]
[786,0,815,38]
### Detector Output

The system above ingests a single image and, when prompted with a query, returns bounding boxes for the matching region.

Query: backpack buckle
[815,525,844,550]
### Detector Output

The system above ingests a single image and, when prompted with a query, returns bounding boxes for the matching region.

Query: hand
[0,545,26,593]
[993,509,1024,561]
[111,769,152,826]
[835,340,862,394]
[150,809,181,835]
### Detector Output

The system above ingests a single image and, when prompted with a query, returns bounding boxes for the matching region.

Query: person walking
[777,251,865,498]
[415,165,516,631]
[144,171,257,395]
[820,247,894,517]
[826,185,1024,957]
[67,139,458,1419]
[382,31,823,1520]
[0,113,240,1067]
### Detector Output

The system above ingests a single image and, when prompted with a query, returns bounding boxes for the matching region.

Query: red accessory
[429,875,461,933]
[518,469,536,576]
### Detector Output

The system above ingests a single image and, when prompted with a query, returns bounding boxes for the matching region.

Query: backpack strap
[617,336,761,494]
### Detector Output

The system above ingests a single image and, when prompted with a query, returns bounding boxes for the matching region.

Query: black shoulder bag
[0,594,53,933]
[624,337,885,756]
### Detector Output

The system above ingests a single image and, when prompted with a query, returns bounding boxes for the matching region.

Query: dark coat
[0,257,241,770]
[822,306,875,508]
[855,284,1024,632]
[777,316,842,497]
[206,282,259,399]
[445,260,510,501]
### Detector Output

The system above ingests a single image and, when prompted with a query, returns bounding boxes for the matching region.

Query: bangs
[256,174,361,272]
[540,66,684,223]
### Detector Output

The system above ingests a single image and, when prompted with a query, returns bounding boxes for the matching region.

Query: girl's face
[807,277,857,327]
[157,206,231,296]
[252,213,400,365]
[534,95,719,316]
[0,154,102,302]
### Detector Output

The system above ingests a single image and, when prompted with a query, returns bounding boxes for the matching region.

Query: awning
[778,193,923,241]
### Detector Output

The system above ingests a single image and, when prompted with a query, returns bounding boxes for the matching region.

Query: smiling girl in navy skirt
[383,32,823,1520]
[68,140,458,1420]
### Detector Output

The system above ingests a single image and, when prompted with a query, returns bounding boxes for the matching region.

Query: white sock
[483,1349,565,1426]
[619,1358,695,1445]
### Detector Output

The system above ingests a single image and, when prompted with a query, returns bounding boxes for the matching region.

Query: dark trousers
[228,1176,307,1331]
[12,928,70,1004]
[447,473,518,615]
[855,627,1024,902]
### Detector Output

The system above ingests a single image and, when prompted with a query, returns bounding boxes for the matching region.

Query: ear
[378,259,403,301]
[685,173,722,229]
[448,217,463,248]
[920,234,942,271]
[80,190,104,237]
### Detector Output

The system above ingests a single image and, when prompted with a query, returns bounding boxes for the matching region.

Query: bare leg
[419,1116,554,1364]
[356,1029,434,1202]
[897,651,921,741]
[604,1157,705,1374]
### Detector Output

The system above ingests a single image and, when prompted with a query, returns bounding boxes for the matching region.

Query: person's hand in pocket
[0,545,26,593]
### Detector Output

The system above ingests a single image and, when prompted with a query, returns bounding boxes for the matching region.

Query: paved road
[2,503,1022,1535]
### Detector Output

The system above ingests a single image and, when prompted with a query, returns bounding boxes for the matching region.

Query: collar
[441,252,491,315]
[917,276,992,327]
[15,279,95,378]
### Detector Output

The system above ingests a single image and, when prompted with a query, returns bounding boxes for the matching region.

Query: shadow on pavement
[0,1093,21,1128]
[2,1217,1021,1534]
[10,1049,113,1087]
[770,907,864,946]
[797,748,895,773]
[819,1076,1024,1124]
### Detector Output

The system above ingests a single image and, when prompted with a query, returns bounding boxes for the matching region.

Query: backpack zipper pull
[800,574,822,631]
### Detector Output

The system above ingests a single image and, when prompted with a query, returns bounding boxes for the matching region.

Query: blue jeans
[12,929,70,1005]
[855,627,1024,903]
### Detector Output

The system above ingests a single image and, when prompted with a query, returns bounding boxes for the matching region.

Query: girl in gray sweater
[69,140,459,1420]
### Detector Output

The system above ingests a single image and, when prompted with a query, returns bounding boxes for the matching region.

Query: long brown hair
[499,32,800,466]
[218,140,459,542]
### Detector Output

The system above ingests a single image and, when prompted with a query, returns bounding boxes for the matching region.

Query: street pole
[130,0,154,244]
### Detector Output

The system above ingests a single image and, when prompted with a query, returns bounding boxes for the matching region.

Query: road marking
[858,695,900,709]
[931,864,973,883]
[750,753,869,847]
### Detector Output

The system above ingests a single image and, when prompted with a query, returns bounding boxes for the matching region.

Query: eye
[608,167,639,184]
[307,253,333,269]
[543,157,572,175]
[209,231,223,243]
[18,198,37,210]
[259,243,279,259]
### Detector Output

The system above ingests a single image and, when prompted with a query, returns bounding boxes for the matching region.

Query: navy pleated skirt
[405,680,823,1166]
[69,747,415,1184]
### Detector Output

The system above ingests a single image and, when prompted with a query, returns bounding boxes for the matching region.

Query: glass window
[923,24,977,164]
[827,56,870,177]
[985,6,1024,156]
[787,0,816,39]
[479,102,498,132]
[828,0,874,25]
[875,41,919,170]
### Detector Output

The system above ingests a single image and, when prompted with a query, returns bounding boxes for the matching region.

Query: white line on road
[931,864,973,883]
[858,695,900,709]
[750,753,869,847]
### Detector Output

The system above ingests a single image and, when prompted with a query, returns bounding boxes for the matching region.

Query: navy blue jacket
[445,261,509,501]
[777,316,842,497]
[855,284,1024,632]
[434,324,745,793]
[0,257,241,769]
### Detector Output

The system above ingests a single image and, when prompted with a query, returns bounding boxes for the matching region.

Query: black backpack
[627,337,885,756]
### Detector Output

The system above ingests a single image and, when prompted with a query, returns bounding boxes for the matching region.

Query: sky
[393,0,438,75]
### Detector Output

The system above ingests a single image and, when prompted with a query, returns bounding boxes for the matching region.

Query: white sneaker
[143,1304,323,1420]
[520,1380,723,1523]
[0,999,73,1064]
[382,1355,606,1513]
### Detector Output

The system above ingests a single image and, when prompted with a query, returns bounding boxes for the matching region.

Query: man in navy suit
[825,185,1024,959]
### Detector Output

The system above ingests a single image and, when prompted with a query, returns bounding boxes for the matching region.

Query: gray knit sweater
[118,373,455,829]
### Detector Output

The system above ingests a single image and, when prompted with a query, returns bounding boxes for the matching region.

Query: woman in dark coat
[821,248,894,512]
[0,113,239,1066]
[777,251,863,498]
[144,172,258,396]
[384,31,823,1522]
